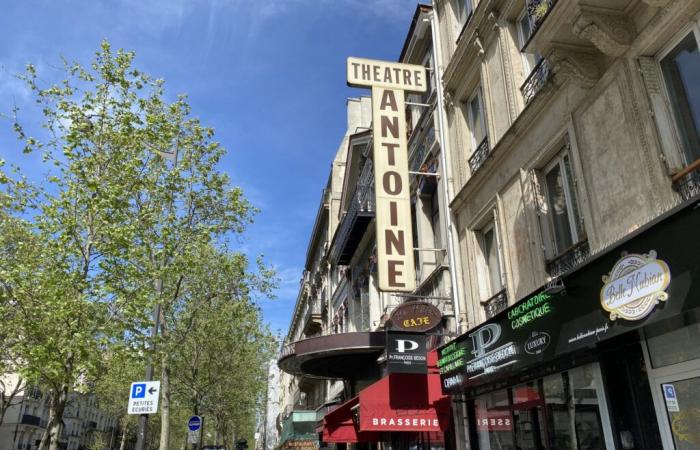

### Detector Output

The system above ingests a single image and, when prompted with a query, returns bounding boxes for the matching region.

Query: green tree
[1,41,271,450]
[164,247,276,448]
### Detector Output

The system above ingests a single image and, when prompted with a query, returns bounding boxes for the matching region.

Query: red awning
[320,350,451,440]
[358,372,450,432]
[322,397,380,443]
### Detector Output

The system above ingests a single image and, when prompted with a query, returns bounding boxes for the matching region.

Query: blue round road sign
[188,416,202,431]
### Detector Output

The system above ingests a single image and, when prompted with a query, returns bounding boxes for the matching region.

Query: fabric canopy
[320,350,451,441]
[358,372,450,432]
[322,397,380,443]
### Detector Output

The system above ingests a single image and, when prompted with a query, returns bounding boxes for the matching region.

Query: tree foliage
[0,41,276,450]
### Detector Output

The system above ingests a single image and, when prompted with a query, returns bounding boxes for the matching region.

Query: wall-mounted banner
[438,200,700,395]
[347,57,427,292]
[387,331,427,374]
[390,302,442,332]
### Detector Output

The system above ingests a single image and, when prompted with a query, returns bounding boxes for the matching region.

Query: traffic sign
[188,430,201,444]
[128,381,160,415]
[188,415,202,431]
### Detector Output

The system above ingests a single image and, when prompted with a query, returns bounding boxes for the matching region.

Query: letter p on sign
[131,383,146,399]
[396,339,419,353]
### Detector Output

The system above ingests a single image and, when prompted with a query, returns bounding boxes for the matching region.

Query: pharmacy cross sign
[347,57,427,292]
[127,381,160,415]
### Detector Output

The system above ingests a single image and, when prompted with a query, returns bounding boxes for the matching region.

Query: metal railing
[546,239,590,278]
[484,289,508,319]
[521,58,552,104]
[332,278,349,312]
[409,125,437,175]
[332,160,375,262]
[359,291,370,331]
[468,137,491,174]
[672,159,700,202]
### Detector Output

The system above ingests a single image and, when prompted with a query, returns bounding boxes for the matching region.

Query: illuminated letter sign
[347,57,427,292]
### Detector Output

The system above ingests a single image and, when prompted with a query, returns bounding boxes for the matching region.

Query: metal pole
[135,144,179,450]
[135,301,161,450]
[429,10,464,334]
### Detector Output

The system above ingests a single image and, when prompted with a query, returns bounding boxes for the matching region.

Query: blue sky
[0,0,419,334]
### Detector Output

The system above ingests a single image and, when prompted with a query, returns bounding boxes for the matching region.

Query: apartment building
[277,6,460,450]
[433,0,700,449]
[278,0,700,449]
[0,374,122,450]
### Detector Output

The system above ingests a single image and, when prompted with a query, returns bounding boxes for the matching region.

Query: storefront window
[474,389,515,450]
[471,364,607,449]
[512,381,546,449]
[646,313,700,368]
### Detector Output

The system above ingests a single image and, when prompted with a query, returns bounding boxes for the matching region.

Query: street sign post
[188,415,202,431]
[127,381,160,415]
[188,415,203,447]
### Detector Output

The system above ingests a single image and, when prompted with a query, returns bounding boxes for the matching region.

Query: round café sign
[600,250,671,321]
[390,302,442,332]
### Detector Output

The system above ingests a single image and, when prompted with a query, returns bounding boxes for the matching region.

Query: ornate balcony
[468,137,491,175]
[521,58,552,104]
[672,159,700,202]
[330,160,375,265]
[546,239,590,278]
[484,289,508,319]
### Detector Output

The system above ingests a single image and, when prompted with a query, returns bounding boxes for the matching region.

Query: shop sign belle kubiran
[347,57,428,292]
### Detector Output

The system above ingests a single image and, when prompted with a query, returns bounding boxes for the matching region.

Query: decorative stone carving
[572,12,633,57]
[474,35,485,59]
[443,89,455,108]
[548,47,599,88]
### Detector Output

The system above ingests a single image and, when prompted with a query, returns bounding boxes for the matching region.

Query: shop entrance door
[643,314,700,449]
[648,370,700,449]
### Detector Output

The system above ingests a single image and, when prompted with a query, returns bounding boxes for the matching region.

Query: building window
[660,30,700,166]
[537,149,584,260]
[478,220,504,300]
[457,0,474,27]
[467,87,487,150]
[517,8,539,73]
[430,188,442,252]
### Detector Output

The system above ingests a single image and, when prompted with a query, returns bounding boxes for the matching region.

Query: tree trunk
[158,356,171,450]
[0,377,24,428]
[39,383,68,450]
[118,420,129,450]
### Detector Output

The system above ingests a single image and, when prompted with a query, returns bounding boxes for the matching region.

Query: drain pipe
[428,8,465,335]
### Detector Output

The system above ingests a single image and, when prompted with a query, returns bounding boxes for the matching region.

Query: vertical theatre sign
[347,57,427,292]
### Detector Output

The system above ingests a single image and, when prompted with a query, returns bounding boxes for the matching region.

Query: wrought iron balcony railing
[331,160,376,264]
[546,239,590,278]
[468,137,491,174]
[484,289,508,319]
[332,278,349,312]
[672,159,700,202]
[521,58,552,104]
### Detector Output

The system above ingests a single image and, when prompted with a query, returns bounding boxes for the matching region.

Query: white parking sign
[128,381,160,415]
